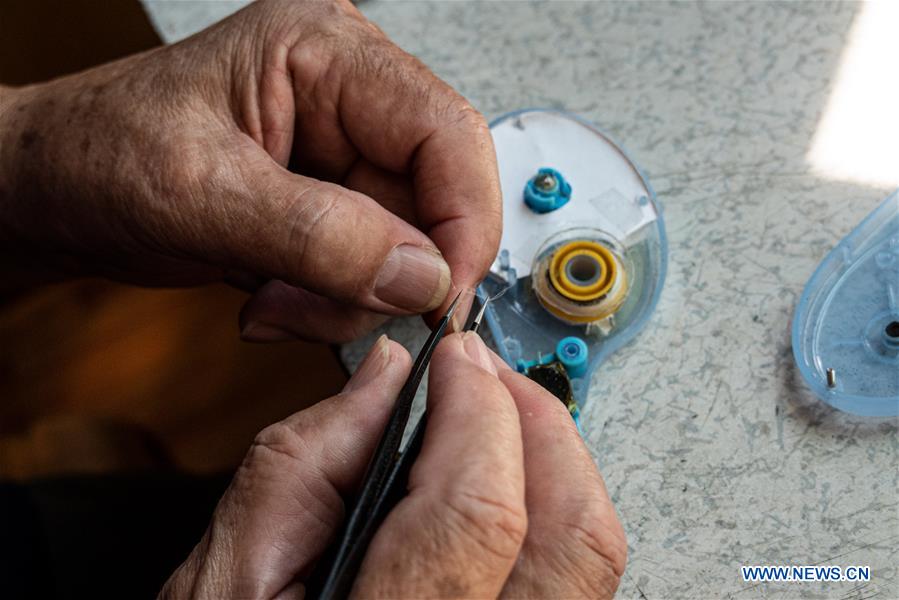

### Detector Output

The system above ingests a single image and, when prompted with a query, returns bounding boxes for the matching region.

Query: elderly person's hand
[0,0,501,341]
[162,333,626,598]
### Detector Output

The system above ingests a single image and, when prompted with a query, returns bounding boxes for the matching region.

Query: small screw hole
[886,321,899,339]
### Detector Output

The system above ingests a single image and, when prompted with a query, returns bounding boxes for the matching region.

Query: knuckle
[280,183,388,298]
[281,185,340,276]
[242,420,343,529]
[249,420,309,465]
[435,98,490,138]
[442,488,528,561]
[277,5,369,86]
[288,41,335,90]
[573,503,627,569]
[454,102,490,132]
[557,505,627,596]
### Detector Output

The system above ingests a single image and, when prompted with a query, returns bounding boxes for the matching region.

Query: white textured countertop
[144,2,898,598]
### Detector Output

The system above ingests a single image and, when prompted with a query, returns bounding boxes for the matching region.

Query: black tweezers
[309,291,490,598]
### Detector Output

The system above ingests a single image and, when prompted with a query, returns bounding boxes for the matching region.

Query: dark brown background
[0,0,348,480]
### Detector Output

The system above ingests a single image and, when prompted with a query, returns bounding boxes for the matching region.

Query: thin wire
[468,284,509,332]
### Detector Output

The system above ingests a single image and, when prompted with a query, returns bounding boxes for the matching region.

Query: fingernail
[241,322,297,343]
[375,244,451,312]
[344,334,391,392]
[462,332,497,376]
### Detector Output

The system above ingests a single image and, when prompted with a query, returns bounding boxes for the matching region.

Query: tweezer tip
[472,296,489,325]
[444,290,465,321]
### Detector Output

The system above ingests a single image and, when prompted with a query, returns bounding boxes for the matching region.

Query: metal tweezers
[309,290,491,599]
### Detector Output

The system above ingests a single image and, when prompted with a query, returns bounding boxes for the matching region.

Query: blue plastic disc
[792,190,899,416]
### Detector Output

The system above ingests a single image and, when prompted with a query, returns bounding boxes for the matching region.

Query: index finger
[494,358,627,598]
[410,105,503,319]
[323,21,503,317]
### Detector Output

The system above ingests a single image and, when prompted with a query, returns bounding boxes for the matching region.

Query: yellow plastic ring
[549,241,617,302]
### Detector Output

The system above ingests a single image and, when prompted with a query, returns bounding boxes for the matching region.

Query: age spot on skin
[435,576,468,597]
[19,129,40,150]
[89,84,107,108]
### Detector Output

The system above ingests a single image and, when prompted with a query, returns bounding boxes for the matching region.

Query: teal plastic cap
[523,167,572,213]
[556,336,589,378]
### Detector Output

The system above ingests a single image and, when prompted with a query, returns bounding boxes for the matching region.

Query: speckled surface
[144,2,898,598]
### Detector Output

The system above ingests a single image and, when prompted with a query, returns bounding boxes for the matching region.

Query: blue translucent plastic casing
[792,191,899,417]
[480,109,668,408]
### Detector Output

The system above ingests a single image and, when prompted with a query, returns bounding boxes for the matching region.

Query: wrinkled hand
[0,0,501,341]
[162,334,626,599]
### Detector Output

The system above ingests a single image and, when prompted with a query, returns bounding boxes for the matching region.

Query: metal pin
[444,290,463,322]
[467,295,490,333]
[534,173,557,191]
[826,368,836,389]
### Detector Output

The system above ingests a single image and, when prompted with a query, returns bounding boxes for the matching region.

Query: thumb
[353,333,527,598]
[227,157,451,314]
